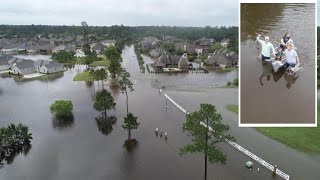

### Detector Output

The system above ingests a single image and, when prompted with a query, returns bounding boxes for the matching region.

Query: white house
[101,39,116,47]
[11,60,35,75]
[221,38,230,47]
[39,62,64,74]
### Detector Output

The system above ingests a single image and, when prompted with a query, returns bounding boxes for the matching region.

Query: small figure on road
[155,128,159,137]
[160,130,163,138]
[165,132,168,140]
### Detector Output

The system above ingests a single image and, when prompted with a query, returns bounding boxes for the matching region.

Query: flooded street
[0,45,319,179]
[240,4,315,124]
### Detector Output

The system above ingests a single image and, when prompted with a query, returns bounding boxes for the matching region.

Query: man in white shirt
[256,34,276,61]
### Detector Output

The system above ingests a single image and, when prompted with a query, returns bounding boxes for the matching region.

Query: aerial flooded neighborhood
[0,0,319,180]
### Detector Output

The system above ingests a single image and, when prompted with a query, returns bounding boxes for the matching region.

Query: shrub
[50,100,73,118]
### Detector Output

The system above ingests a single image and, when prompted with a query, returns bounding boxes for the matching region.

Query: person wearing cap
[256,34,276,61]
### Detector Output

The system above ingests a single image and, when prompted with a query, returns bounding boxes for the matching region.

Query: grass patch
[73,71,93,81]
[226,104,238,114]
[256,101,320,154]
[90,60,109,67]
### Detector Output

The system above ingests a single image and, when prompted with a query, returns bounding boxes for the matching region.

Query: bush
[50,100,73,118]
[233,78,238,86]
[227,81,232,86]
[52,51,75,63]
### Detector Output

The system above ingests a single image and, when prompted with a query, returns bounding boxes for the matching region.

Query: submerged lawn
[73,71,93,81]
[256,101,320,154]
[226,104,238,114]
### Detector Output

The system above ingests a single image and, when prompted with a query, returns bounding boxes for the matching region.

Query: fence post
[273,165,277,176]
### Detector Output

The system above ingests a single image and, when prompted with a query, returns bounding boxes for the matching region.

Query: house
[101,39,116,47]
[138,36,160,50]
[26,44,39,54]
[226,51,238,66]
[39,61,64,74]
[75,49,85,57]
[1,44,18,54]
[154,52,180,69]
[0,54,12,70]
[39,44,55,54]
[91,43,107,54]
[52,45,73,53]
[221,38,230,47]
[178,53,190,70]
[34,59,50,71]
[150,48,165,58]
[11,60,35,75]
[205,53,233,68]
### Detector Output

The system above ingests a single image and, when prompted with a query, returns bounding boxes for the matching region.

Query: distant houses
[0,55,64,75]
[101,39,116,47]
[205,50,238,68]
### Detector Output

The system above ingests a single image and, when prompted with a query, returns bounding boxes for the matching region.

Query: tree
[104,46,121,78]
[122,113,140,140]
[93,89,116,118]
[118,68,134,115]
[81,21,88,45]
[83,54,95,67]
[180,104,235,180]
[161,42,176,54]
[50,100,73,118]
[211,42,223,52]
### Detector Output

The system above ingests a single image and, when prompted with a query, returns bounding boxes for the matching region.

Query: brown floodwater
[240,3,316,124]
[1,46,319,180]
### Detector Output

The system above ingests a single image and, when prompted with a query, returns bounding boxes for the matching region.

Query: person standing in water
[256,34,276,61]
[284,43,300,73]
[280,32,292,50]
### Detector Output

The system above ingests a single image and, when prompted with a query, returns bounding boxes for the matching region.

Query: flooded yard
[0,46,319,180]
[240,3,316,124]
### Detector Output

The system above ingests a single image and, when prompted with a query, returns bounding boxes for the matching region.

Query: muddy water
[1,45,319,180]
[240,3,315,124]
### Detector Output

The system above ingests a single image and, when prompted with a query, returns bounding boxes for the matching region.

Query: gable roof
[43,61,64,68]
[14,59,35,69]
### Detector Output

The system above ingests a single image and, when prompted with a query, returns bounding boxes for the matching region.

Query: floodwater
[240,3,315,124]
[1,45,319,180]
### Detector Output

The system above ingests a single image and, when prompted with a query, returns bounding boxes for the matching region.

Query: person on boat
[284,43,299,72]
[280,32,292,50]
[275,47,284,61]
[256,34,276,61]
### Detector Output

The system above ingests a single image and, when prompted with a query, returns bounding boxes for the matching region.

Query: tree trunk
[104,109,107,120]
[128,129,131,140]
[126,89,128,115]
[204,118,208,180]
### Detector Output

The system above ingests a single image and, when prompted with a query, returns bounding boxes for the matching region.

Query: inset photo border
[239,0,317,127]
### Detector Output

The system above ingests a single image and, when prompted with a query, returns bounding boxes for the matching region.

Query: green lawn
[73,71,93,81]
[226,104,238,114]
[90,60,109,67]
[256,102,320,154]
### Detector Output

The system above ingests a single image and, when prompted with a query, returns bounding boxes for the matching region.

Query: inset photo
[240,2,316,126]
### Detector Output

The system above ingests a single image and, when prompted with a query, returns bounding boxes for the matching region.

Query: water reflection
[284,73,299,89]
[0,144,32,169]
[95,116,117,136]
[259,61,288,86]
[52,115,75,129]
[123,139,139,153]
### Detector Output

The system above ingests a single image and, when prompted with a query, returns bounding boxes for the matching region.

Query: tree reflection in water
[95,115,117,136]
[0,143,32,169]
[52,114,75,129]
[123,139,139,153]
